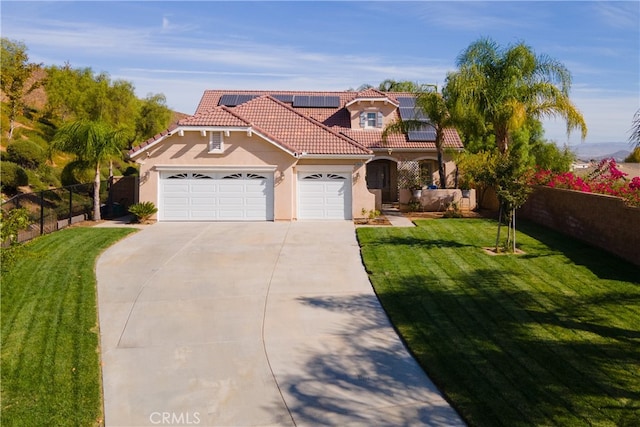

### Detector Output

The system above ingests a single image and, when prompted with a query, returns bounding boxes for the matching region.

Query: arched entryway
[366,158,398,203]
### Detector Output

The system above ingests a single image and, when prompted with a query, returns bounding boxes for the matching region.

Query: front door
[367,161,394,202]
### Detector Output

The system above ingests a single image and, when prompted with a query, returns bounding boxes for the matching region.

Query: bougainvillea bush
[531,158,640,207]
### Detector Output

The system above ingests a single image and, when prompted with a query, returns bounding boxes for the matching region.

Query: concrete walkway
[381,206,415,227]
[96,222,464,426]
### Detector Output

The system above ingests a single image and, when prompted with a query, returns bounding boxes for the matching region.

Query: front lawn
[357,219,640,427]
[1,227,136,426]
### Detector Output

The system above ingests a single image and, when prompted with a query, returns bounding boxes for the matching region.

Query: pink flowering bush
[531,159,640,207]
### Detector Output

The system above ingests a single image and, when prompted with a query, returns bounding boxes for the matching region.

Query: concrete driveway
[96,221,465,426]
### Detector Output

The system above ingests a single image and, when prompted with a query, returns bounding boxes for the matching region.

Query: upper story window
[360,111,384,129]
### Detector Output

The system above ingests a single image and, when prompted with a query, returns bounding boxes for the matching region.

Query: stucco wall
[520,186,640,266]
[347,102,398,129]
[136,131,373,220]
[138,131,297,220]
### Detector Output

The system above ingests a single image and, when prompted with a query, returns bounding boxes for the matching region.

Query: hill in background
[569,142,632,161]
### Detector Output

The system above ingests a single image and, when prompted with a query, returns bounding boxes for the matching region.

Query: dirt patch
[354,217,392,226]
[482,247,526,256]
[405,210,484,220]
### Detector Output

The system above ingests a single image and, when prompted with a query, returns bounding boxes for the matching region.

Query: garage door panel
[160,172,273,221]
[191,183,217,193]
[298,172,351,220]
[163,183,190,193]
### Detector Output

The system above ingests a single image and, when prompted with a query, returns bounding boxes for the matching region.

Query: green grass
[357,218,640,427]
[1,227,136,426]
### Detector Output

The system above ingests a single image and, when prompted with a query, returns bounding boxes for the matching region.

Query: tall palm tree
[446,38,587,154]
[383,90,453,189]
[51,120,125,221]
[630,109,640,148]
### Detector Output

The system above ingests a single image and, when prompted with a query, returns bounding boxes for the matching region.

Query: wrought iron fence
[1,179,131,244]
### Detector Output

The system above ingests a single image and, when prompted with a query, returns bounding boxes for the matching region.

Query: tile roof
[354,88,389,99]
[177,105,250,127]
[339,128,463,150]
[232,96,371,155]
[129,89,463,158]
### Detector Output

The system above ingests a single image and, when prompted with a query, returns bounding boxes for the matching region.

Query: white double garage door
[159,170,351,221]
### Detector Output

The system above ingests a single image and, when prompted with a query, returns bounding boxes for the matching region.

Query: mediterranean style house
[128,89,463,221]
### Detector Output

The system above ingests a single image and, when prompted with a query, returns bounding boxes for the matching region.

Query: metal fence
[1,178,134,244]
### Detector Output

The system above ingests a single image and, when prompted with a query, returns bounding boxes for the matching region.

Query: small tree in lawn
[494,150,533,252]
[50,120,125,221]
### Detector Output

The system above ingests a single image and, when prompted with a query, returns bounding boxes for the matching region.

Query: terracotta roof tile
[178,106,250,127]
[232,96,371,155]
[130,89,463,158]
[355,88,387,98]
[128,123,179,157]
[339,127,463,150]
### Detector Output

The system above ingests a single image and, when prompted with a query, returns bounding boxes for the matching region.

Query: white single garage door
[160,171,273,221]
[298,172,351,220]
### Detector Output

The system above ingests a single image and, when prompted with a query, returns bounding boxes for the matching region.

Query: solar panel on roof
[293,96,310,107]
[292,95,340,108]
[325,96,340,107]
[236,94,258,105]
[397,97,416,107]
[218,94,258,106]
[399,107,429,121]
[399,107,414,120]
[408,126,437,141]
[218,94,238,106]
[308,96,325,107]
[273,94,294,103]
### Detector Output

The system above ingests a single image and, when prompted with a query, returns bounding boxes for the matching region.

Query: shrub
[122,166,139,176]
[6,140,47,169]
[128,201,157,223]
[37,164,61,188]
[1,207,31,245]
[12,127,48,149]
[61,159,94,186]
[624,147,640,163]
[1,161,29,193]
[531,158,640,207]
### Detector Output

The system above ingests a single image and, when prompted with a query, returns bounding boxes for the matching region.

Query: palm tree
[630,109,640,148]
[51,120,126,221]
[446,37,587,154]
[383,89,453,189]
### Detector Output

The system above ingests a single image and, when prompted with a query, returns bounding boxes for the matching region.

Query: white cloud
[592,1,639,29]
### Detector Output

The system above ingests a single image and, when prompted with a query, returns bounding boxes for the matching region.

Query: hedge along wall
[520,185,640,266]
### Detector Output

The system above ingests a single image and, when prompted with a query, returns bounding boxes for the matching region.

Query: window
[367,112,377,127]
[359,111,384,129]
[209,131,224,153]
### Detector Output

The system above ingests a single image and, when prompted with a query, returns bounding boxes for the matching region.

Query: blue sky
[2,1,638,145]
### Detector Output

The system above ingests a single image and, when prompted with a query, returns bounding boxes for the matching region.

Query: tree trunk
[93,162,101,221]
[437,151,447,189]
[512,209,517,253]
[495,203,503,251]
[436,136,447,189]
[495,126,509,154]
[8,119,15,140]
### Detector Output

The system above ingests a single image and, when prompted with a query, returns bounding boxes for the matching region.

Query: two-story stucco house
[128,89,463,221]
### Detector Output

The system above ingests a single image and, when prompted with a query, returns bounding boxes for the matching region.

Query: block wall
[520,186,640,266]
